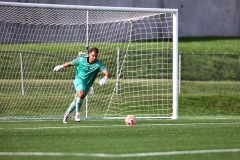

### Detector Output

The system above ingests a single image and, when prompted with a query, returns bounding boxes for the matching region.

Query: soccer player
[53,47,110,123]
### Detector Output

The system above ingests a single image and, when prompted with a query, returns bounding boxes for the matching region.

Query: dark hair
[89,47,99,54]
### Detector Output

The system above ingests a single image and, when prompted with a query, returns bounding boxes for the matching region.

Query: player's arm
[53,57,81,72]
[53,62,73,72]
[99,69,110,86]
[103,69,110,78]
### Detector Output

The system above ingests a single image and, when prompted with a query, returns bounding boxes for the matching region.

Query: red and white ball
[125,115,137,126]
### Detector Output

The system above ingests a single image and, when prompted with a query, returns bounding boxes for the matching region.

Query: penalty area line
[0,149,239,158]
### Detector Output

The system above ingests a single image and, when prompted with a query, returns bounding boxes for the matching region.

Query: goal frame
[0,2,178,119]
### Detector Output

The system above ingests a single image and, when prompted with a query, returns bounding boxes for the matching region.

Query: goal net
[0,2,178,119]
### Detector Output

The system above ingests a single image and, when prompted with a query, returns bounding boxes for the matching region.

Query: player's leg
[67,97,76,114]
[75,86,91,122]
[75,90,85,122]
[63,97,76,123]
[74,80,87,122]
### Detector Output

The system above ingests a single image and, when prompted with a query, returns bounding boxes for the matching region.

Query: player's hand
[99,76,108,86]
[53,65,64,72]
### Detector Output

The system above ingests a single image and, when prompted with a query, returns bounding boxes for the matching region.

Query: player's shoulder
[79,56,88,61]
[80,55,88,59]
[96,58,104,63]
[95,59,105,65]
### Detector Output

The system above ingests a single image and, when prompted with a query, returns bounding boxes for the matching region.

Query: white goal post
[0,2,178,119]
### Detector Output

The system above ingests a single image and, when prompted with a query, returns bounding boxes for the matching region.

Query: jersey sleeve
[71,57,81,66]
[99,61,108,72]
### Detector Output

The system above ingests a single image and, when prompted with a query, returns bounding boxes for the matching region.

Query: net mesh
[0,4,175,119]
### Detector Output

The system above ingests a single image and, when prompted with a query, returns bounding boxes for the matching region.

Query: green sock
[76,97,83,114]
[66,101,76,114]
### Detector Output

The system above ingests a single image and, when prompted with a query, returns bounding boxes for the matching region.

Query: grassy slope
[179,37,240,53]
[178,37,240,116]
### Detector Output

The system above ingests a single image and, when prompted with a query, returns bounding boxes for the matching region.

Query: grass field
[0,116,240,160]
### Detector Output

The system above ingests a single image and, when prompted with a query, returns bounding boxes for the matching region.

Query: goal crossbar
[0,1,178,13]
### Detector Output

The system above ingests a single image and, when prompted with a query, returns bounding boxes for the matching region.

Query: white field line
[0,122,239,130]
[180,116,240,120]
[0,149,239,158]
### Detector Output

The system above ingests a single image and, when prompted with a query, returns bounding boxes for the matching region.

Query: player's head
[88,47,99,63]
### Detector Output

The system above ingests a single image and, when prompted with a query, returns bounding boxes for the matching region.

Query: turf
[0,116,240,160]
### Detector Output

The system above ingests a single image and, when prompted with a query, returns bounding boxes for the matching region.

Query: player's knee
[79,95,85,99]
[78,91,85,99]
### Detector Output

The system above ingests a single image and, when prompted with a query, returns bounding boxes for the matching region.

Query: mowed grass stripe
[1,122,239,130]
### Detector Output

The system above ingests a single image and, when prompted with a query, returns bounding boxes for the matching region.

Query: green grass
[0,117,239,160]
[1,80,240,117]
[1,37,239,53]
[179,94,240,115]
[179,37,240,53]
[179,81,240,116]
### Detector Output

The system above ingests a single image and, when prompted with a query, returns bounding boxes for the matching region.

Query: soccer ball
[125,115,137,126]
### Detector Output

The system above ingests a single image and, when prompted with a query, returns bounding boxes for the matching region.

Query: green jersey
[71,56,107,86]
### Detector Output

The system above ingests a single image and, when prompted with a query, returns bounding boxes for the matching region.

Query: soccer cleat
[63,113,68,124]
[75,114,81,122]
